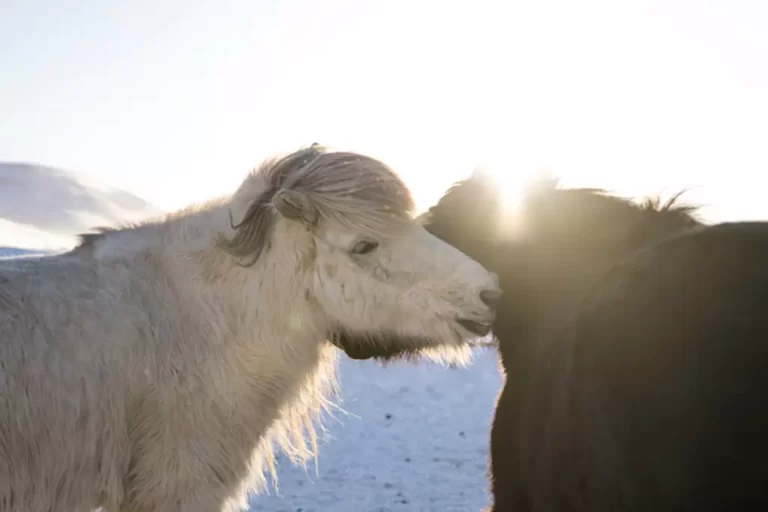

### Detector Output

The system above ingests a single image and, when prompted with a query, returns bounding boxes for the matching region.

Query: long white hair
[0,144,499,512]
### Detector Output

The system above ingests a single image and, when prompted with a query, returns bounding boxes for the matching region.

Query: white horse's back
[0,253,134,511]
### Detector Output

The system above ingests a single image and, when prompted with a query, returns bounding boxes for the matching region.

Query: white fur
[0,146,498,511]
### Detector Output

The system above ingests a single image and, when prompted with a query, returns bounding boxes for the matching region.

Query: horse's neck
[157,253,327,408]
[116,199,331,366]
[81,201,234,262]
[498,263,602,384]
[175,223,327,351]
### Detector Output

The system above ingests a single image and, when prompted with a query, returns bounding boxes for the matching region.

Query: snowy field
[250,348,502,512]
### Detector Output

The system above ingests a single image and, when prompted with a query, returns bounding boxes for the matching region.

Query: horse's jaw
[328,327,473,366]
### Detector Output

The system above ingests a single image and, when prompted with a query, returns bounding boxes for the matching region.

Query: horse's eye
[350,240,379,255]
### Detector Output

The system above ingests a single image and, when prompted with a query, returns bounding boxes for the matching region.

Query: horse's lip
[456,319,493,337]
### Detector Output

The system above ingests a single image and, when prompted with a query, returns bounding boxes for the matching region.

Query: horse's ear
[273,188,318,226]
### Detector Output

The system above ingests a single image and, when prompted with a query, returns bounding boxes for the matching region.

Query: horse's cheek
[316,271,342,306]
[341,267,386,321]
[397,270,437,306]
[313,265,355,317]
[341,275,373,318]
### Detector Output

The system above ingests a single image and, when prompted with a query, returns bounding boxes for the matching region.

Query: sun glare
[477,158,553,235]
[404,151,547,236]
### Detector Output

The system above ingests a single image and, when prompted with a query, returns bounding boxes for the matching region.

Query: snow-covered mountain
[0,162,163,252]
[0,246,49,258]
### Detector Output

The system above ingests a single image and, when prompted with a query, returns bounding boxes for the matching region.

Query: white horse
[0,144,500,512]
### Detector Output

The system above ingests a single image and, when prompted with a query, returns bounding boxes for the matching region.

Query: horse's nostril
[480,289,503,308]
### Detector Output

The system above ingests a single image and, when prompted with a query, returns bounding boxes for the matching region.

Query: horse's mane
[524,175,701,221]
[241,344,341,499]
[639,189,700,216]
[524,183,702,250]
[73,144,416,265]
[423,171,702,272]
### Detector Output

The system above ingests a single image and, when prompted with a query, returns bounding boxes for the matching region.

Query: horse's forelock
[218,145,416,266]
[292,150,415,238]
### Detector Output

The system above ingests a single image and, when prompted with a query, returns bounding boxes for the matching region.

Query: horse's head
[218,144,501,363]
[418,168,503,272]
[421,173,703,362]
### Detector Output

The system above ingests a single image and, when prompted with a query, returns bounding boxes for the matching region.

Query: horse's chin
[328,328,472,366]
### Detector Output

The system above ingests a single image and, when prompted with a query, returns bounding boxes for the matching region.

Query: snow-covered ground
[250,348,501,512]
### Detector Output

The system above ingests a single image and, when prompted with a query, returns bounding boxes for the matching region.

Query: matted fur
[0,145,499,512]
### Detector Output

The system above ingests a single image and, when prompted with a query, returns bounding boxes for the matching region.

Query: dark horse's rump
[525,222,768,511]
[417,173,768,510]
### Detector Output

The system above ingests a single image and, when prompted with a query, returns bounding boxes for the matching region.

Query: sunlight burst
[477,160,552,236]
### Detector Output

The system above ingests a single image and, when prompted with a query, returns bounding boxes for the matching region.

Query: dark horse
[336,171,768,510]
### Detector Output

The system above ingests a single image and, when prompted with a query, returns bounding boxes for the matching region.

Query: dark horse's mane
[416,172,768,511]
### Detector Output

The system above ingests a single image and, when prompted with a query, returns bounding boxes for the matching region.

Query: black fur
[516,221,768,511]
[420,173,768,510]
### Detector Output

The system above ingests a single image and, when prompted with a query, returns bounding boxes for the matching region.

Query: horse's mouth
[328,329,427,361]
[456,319,493,337]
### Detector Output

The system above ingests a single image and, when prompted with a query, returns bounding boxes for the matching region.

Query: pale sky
[2,0,767,222]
